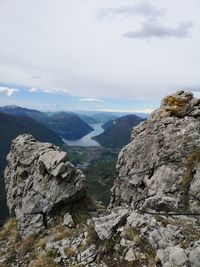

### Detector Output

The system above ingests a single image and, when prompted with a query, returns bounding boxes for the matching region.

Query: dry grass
[17,233,39,255]
[124,226,156,260]
[29,252,58,267]
[180,148,200,211]
[52,225,74,241]
[85,225,97,247]
[64,246,76,257]
[35,237,47,250]
[69,264,84,267]
[0,218,19,242]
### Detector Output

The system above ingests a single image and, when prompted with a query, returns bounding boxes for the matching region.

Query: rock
[4,134,87,237]
[78,245,97,265]
[189,241,200,267]
[110,91,200,213]
[125,248,135,262]
[2,91,200,267]
[63,213,75,228]
[93,209,128,240]
[169,246,188,266]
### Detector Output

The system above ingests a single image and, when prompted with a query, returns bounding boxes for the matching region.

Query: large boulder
[110,91,200,213]
[4,134,86,237]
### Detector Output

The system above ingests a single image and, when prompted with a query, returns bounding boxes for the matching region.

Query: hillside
[93,114,145,148]
[0,112,63,225]
[77,114,98,124]
[90,112,119,123]
[0,105,48,123]
[46,112,94,140]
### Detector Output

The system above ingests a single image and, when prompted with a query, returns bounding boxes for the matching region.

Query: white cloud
[30,87,38,92]
[0,86,18,96]
[78,98,103,102]
[29,87,68,94]
[0,0,199,102]
[43,88,68,94]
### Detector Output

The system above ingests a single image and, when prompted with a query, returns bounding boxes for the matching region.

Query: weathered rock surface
[110,91,200,213]
[4,134,86,237]
[62,212,75,228]
[93,209,128,240]
[1,91,200,267]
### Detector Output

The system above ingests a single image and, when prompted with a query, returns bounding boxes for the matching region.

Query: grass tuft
[29,252,58,267]
[0,218,19,242]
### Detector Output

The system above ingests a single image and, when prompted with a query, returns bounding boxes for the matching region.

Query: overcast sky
[0,0,200,112]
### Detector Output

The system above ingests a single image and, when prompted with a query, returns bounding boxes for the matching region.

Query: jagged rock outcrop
[110,91,200,213]
[1,91,200,267]
[4,134,86,237]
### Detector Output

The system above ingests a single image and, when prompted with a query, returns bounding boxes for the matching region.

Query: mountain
[2,92,200,267]
[77,114,98,124]
[46,112,94,140]
[0,105,48,123]
[0,112,63,225]
[90,112,148,123]
[93,114,145,148]
[89,112,120,123]
[0,106,95,140]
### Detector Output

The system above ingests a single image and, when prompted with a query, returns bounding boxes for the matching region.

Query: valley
[63,123,104,147]
[0,106,145,224]
[64,145,119,205]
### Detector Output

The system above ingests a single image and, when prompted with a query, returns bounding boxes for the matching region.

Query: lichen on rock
[110,91,200,214]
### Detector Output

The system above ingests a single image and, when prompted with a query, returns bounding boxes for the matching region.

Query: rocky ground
[1,91,200,267]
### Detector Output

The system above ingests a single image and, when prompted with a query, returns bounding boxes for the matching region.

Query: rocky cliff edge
[1,91,200,267]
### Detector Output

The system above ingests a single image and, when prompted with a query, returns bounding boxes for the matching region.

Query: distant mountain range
[93,114,145,149]
[0,105,48,123]
[0,106,94,140]
[45,112,94,140]
[0,105,147,224]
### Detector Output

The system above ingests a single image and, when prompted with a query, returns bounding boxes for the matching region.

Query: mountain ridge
[93,114,145,148]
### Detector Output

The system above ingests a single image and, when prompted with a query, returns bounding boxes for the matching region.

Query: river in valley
[63,123,104,147]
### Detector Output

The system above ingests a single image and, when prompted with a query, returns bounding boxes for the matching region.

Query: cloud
[97,1,164,20]
[30,87,39,92]
[78,98,103,102]
[43,88,68,94]
[29,88,68,94]
[0,86,19,96]
[93,107,156,114]
[123,21,193,39]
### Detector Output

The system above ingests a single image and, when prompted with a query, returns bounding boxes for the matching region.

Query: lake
[63,123,104,147]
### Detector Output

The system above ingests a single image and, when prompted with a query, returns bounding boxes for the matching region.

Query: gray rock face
[110,91,200,213]
[93,209,128,240]
[63,213,75,228]
[4,134,86,237]
[2,91,200,267]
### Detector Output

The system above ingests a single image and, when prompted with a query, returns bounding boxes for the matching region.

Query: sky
[0,0,200,113]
